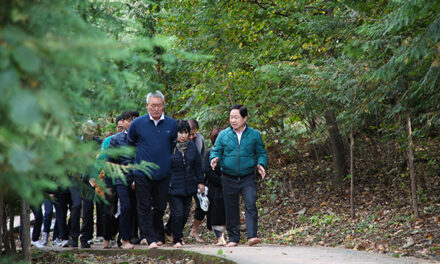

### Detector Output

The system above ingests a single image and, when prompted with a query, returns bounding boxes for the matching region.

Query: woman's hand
[257,164,266,179]
[198,183,206,194]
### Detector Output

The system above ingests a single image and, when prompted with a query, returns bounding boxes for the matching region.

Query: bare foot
[121,240,134,249]
[225,242,238,247]
[148,242,158,249]
[248,237,261,246]
[189,230,205,243]
[140,238,148,245]
[216,237,226,246]
[165,233,173,243]
[173,242,182,248]
[103,240,111,249]
[157,241,163,247]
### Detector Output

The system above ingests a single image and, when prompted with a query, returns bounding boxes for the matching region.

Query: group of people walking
[29,91,267,249]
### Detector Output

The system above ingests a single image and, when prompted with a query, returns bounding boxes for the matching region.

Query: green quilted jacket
[210,126,267,177]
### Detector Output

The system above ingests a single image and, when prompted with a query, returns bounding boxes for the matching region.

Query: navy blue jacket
[128,114,177,181]
[169,141,204,197]
[108,130,134,185]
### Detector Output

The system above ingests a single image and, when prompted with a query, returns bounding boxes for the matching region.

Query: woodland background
[1,0,439,262]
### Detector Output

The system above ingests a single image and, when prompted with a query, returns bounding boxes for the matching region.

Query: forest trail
[42,243,435,264]
[181,244,433,264]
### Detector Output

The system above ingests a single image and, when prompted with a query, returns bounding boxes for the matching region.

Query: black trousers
[69,185,82,242]
[96,201,104,237]
[169,195,192,244]
[134,175,169,243]
[193,192,207,221]
[31,206,43,242]
[116,184,136,241]
[222,174,258,243]
[54,192,70,241]
[80,192,95,244]
[102,187,119,241]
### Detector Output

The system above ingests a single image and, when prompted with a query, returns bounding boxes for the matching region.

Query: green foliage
[0,0,173,206]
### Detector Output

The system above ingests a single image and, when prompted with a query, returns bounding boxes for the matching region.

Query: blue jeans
[222,173,258,243]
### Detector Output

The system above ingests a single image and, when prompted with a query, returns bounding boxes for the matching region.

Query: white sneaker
[40,232,49,246]
[94,236,104,244]
[31,240,44,248]
[59,240,69,247]
[52,238,61,247]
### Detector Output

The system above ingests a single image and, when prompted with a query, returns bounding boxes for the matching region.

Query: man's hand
[257,164,266,179]
[131,182,135,190]
[210,157,219,170]
[198,184,206,194]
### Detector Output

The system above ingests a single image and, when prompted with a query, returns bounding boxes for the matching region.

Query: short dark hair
[121,111,139,121]
[230,104,247,118]
[210,127,223,145]
[187,119,199,130]
[115,115,122,127]
[177,120,190,134]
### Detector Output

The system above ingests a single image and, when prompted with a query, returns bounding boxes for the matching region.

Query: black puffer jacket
[108,131,134,185]
[169,141,203,197]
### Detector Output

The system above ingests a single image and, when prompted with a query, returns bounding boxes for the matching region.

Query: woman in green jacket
[210,105,267,247]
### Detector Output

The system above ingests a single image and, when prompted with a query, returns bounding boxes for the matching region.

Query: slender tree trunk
[0,191,4,254]
[350,126,355,219]
[1,202,9,254]
[324,109,347,187]
[406,101,419,220]
[9,210,15,253]
[20,200,30,261]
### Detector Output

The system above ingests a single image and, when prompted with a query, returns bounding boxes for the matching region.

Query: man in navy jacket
[128,91,177,249]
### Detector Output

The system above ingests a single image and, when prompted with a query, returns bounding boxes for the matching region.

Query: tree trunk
[406,101,419,220]
[20,200,30,261]
[9,210,15,253]
[350,126,355,219]
[0,191,4,255]
[325,109,347,186]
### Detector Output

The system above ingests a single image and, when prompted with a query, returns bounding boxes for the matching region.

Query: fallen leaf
[294,208,306,215]
[402,237,415,249]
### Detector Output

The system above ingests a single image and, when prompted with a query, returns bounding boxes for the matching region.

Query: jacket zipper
[237,133,240,177]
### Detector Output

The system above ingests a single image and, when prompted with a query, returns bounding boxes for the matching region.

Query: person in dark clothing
[204,127,226,246]
[54,187,71,247]
[107,111,139,249]
[69,120,102,248]
[210,105,267,247]
[187,119,208,243]
[128,91,177,249]
[168,120,205,248]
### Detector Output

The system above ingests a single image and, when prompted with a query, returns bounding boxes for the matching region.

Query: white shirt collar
[149,113,165,126]
[233,125,246,144]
